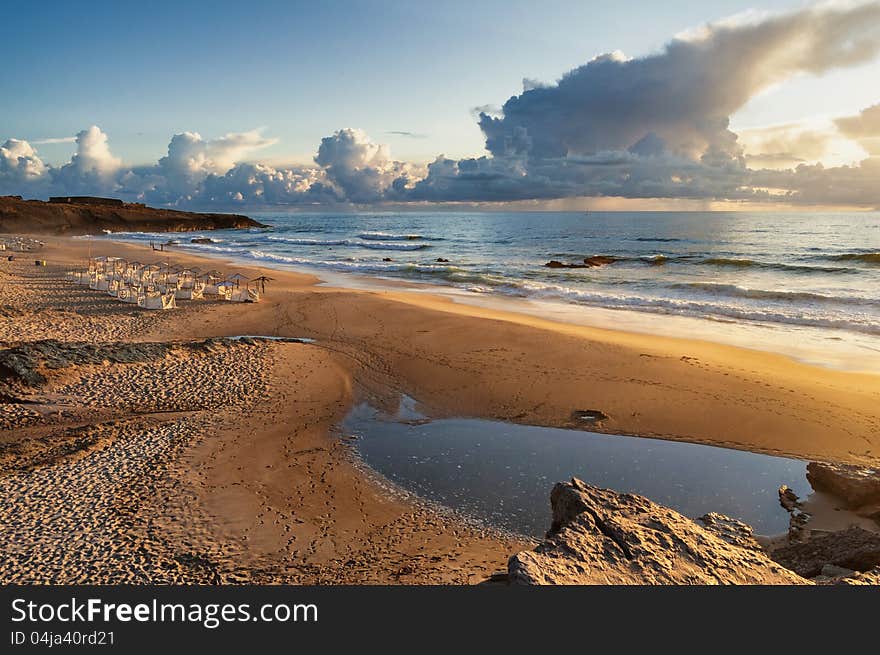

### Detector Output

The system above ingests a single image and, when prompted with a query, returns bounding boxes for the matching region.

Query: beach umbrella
[251,275,274,295]
[227,272,249,288]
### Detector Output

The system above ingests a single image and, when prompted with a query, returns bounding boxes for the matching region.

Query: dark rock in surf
[545,256,618,269]
[583,255,617,267]
[545,260,587,269]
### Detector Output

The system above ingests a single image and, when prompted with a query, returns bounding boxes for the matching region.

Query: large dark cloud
[479,3,880,160]
[406,1,880,207]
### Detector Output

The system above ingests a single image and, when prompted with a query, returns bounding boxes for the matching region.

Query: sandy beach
[1,235,879,584]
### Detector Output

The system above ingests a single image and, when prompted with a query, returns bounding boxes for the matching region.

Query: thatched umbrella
[227,272,249,289]
[251,275,275,295]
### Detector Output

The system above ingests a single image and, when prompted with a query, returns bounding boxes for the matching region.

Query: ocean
[92,211,880,371]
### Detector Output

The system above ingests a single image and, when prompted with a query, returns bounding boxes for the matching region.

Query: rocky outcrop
[694,512,765,553]
[0,196,266,235]
[806,462,880,509]
[833,566,880,585]
[770,527,880,578]
[544,260,587,269]
[507,478,806,585]
[777,485,811,541]
[544,256,618,269]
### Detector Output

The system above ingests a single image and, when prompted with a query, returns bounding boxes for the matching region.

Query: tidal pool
[342,397,810,537]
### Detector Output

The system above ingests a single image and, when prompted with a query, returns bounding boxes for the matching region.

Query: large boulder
[508,478,806,585]
[770,527,880,578]
[806,462,880,508]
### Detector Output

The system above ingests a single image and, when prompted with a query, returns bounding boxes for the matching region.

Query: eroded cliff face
[0,196,267,235]
[508,479,807,585]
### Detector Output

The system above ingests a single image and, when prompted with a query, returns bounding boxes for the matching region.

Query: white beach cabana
[224,273,261,303]
[118,286,141,304]
[137,290,177,310]
[199,270,225,296]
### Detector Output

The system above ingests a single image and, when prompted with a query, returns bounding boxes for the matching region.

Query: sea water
[94,211,880,370]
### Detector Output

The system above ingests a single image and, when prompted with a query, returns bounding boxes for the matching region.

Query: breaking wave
[826,252,880,265]
[359,232,427,241]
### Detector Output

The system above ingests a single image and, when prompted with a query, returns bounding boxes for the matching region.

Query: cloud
[835,103,880,154]
[478,2,880,161]
[0,138,47,189]
[66,126,122,176]
[416,1,880,206]
[49,126,124,195]
[738,122,836,168]
[32,136,76,145]
[386,131,428,139]
[152,129,277,199]
[198,162,339,205]
[2,3,880,208]
[313,128,421,202]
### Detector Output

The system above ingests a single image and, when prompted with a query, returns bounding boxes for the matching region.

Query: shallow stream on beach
[342,396,811,537]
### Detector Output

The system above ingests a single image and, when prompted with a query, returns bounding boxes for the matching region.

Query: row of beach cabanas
[65,256,270,310]
[1,236,45,253]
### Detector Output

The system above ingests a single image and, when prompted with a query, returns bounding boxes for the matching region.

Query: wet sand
[1,235,879,584]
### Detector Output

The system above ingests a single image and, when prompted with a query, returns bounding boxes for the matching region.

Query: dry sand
[1,235,878,584]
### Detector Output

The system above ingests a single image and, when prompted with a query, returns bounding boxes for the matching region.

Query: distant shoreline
[0,195,267,236]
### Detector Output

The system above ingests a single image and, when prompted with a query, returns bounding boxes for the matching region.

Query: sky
[2,0,880,209]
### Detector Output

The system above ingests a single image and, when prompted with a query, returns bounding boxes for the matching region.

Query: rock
[820,563,855,577]
[583,255,618,267]
[695,512,764,553]
[833,566,880,585]
[545,256,618,269]
[778,485,800,511]
[806,462,880,508]
[787,509,812,541]
[771,526,880,578]
[855,504,880,524]
[382,257,392,262]
[777,485,811,541]
[436,258,449,263]
[507,478,806,585]
[190,237,215,244]
[544,260,586,269]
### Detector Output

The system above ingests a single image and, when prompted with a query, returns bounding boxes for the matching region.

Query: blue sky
[4,0,846,165]
[2,0,880,208]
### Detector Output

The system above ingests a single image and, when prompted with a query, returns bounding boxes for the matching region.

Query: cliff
[0,196,267,235]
